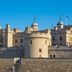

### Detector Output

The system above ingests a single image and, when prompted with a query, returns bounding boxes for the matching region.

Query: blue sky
[0,0,72,31]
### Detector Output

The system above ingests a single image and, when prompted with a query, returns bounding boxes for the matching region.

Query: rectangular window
[15,39,17,43]
[39,49,42,53]
[52,36,55,41]
[60,36,62,41]
[21,39,23,43]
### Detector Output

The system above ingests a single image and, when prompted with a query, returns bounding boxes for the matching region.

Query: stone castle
[0,18,72,58]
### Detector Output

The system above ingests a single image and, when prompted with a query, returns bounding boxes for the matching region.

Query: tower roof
[31,17,38,26]
[57,21,64,25]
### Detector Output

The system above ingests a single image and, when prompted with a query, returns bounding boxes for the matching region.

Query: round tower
[26,32,49,58]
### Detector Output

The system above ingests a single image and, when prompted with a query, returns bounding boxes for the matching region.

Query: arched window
[50,54,56,58]
[53,55,55,58]
[50,54,52,58]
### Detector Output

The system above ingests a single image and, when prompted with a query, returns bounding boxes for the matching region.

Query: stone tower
[29,31,51,58]
[6,24,14,47]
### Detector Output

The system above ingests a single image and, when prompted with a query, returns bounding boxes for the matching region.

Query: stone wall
[21,59,72,72]
[48,46,72,58]
[0,59,13,72]
[0,58,72,72]
[0,48,24,58]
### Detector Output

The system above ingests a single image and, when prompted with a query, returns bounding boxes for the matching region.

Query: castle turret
[56,16,64,29]
[6,24,13,47]
[31,17,38,31]
[6,24,10,31]
[24,29,51,58]
[57,21,64,29]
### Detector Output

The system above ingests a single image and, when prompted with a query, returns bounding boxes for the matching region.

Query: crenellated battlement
[24,31,50,39]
